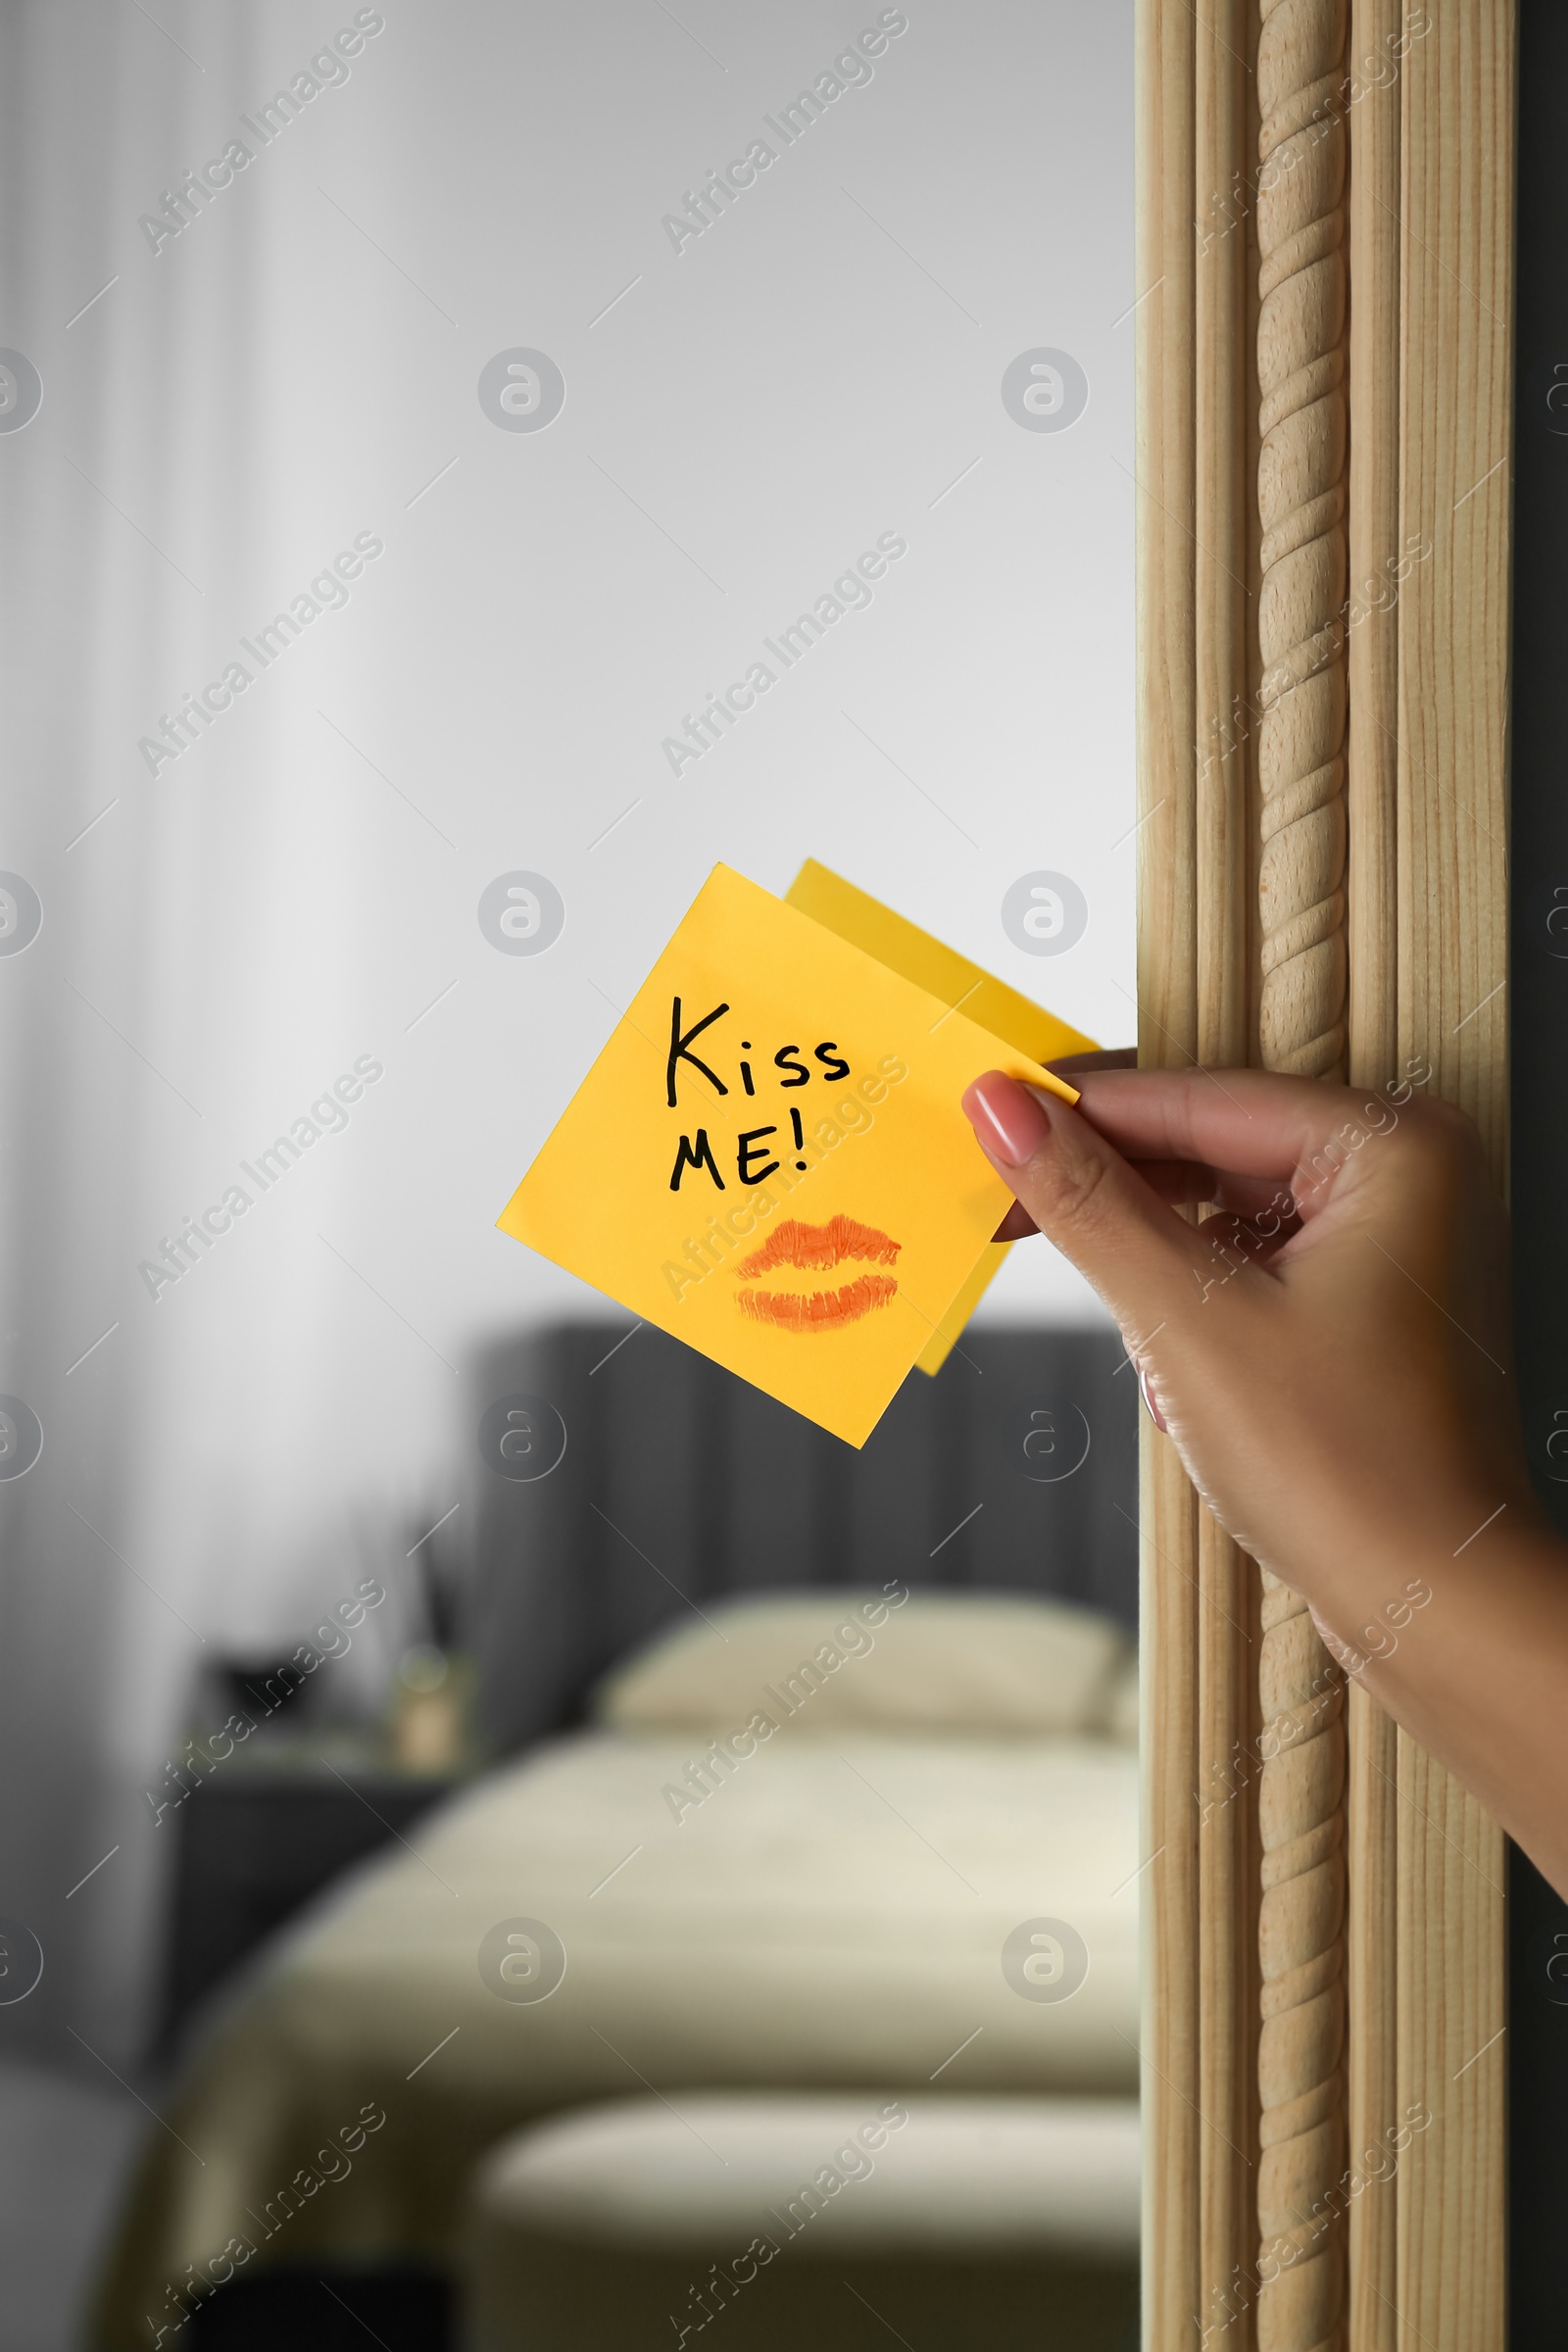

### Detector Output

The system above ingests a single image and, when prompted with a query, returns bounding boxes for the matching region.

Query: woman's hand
[962,1062,1568,1894]
[964,1062,1527,1593]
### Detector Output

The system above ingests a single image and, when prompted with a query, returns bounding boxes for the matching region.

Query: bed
[90,1590,1141,2347]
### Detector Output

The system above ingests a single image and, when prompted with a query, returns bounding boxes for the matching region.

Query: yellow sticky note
[783,859,1099,1374]
[906,1240,1010,1375]
[497,863,1079,1446]
[784,859,1100,1066]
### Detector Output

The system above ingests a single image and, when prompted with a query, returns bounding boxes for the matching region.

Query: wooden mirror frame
[1133,4,1514,2347]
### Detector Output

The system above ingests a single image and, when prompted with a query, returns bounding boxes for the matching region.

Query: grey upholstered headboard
[468,1319,1137,1755]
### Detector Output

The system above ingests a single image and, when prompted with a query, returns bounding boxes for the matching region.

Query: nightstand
[160,1742,466,2044]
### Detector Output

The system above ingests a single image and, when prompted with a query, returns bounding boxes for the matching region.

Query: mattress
[90,1726,1139,2345]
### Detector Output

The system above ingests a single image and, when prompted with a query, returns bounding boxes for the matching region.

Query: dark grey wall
[1508,6,1568,2336]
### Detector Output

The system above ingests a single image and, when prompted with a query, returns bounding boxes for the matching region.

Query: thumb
[961,1070,1201,1331]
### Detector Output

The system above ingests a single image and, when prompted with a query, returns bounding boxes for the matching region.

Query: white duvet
[92,1727,1139,2347]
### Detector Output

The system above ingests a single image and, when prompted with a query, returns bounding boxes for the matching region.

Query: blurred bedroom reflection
[81,1325,1143,2350]
[0,1,1135,2346]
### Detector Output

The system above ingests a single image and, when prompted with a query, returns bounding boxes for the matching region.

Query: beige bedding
[92,1726,1138,2346]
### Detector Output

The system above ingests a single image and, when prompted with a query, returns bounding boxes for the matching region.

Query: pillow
[594,1589,1134,1741]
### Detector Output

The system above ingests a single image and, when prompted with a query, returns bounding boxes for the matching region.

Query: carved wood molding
[1256,0,1348,1082]
[1254,6,1349,2349]
[1257,1574,1347,2350]
[1135,2,1513,2346]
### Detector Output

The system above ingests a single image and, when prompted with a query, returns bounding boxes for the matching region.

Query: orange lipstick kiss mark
[733,1215,901,1333]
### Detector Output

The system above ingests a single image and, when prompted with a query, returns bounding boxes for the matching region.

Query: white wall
[0,0,1132,2058]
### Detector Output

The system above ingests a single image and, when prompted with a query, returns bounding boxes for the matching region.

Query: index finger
[1045,1047,1139,1077]
[1065,1066,1408,1180]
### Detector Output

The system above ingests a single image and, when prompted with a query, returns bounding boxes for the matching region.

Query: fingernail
[1138,1368,1168,1433]
[962,1072,1054,1168]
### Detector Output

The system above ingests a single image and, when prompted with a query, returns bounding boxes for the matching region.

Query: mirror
[0,5,1138,2345]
